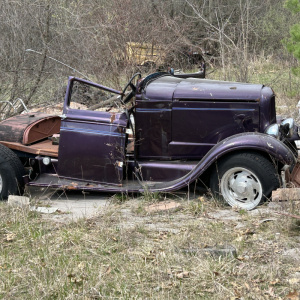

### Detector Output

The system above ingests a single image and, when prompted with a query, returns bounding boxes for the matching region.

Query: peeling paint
[110,113,116,123]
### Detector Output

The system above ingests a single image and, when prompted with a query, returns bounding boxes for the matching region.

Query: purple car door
[57,77,127,185]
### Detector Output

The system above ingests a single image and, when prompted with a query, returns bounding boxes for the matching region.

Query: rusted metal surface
[0,140,58,157]
[0,113,60,145]
[23,116,61,144]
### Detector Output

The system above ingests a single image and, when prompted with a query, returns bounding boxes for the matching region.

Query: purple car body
[0,72,298,209]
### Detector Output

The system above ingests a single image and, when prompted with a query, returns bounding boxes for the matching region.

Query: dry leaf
[77,262,85,270]
[198,196,206,202]
[71,277,83,284]
[234,288,242,298]
[286,290,299,300]
[5,233,16,242]
[176,271,189,279]
[242,228,255,235]
[270,278,280,285]
[176,273,184,279]
[265,287,276,297]
[235,236,244,242]
[103,266,111,276]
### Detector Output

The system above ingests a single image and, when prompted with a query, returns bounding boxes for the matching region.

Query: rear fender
[152,132,296,192]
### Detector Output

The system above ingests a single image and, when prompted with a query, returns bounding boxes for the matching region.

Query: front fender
[204,132,296,166]
[150,132,296,192]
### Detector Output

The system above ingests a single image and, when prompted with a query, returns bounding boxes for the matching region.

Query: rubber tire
[210,152,280,210]
[0,144,25,200]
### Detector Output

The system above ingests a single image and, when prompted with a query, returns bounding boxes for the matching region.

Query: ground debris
[282,248,300,262]
[145,201,181,213]
[207,209,241,221]
[285,290,299,300]
[30,206,59,214]
[180,244,237,258]
[272,188,300,201]
[7,195,30,207]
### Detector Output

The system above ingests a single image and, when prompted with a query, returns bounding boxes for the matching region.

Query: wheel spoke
[229,175,236,190]
[251,180,261,193]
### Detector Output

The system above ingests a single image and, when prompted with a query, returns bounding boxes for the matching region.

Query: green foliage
[285,0,300,13]
[284,0,300,75]
[285,23,300,60]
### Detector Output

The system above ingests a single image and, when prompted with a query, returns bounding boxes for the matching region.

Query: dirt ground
[27,186,286,225]
[2,187,299,299]
[27,187,113,223]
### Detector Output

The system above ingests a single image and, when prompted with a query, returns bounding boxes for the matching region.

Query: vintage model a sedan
[0,71,298,210]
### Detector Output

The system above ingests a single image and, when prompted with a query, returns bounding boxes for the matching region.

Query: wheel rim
[220,167,263,209]
[0,174,2,193]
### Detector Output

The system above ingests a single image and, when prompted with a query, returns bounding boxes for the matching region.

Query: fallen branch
[88,91,129,111]
[273,211,300,220]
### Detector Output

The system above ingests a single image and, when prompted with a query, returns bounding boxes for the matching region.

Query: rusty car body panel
[0,113,60,145]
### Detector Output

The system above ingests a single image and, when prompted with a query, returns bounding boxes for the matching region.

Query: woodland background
[0,0,300,113]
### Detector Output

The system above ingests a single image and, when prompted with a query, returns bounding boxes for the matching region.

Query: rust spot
[110,113,116,123]
[68,186,77,190]
[85,184,94,188]
[0,113,60,145]
[66,182,78,190]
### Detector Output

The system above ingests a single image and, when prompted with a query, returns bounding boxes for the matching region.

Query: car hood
[143,75,267,101]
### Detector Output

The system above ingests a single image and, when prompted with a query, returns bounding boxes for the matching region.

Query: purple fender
[149,132,296,192]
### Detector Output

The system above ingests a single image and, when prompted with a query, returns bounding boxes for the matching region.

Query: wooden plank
[0,140,58,157]
[290,162,300,187]
[272,188,300,201]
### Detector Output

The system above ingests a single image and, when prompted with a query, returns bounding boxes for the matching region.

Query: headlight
[42,157,51,165]
[281,118,294,137]
[265,123,280,139]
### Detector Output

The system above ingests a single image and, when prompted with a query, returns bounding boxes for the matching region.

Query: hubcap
[220,167,262,210]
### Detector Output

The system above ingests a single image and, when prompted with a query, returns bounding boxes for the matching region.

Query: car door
[57,77,127,185]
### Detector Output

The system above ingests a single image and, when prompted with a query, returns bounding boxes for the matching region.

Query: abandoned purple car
[0,71,299,210]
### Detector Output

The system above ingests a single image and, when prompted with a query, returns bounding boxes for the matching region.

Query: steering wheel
[121,73,142,104]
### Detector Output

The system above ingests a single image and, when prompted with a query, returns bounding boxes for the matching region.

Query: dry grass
[0,194,300,299]
[1,63,300,299]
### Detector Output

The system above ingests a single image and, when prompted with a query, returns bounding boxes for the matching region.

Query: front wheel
[210,152,280,210]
